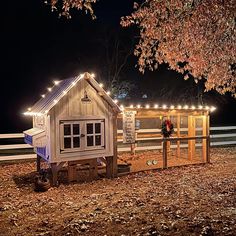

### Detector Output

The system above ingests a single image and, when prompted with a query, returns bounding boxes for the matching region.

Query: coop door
[60,120,105,153]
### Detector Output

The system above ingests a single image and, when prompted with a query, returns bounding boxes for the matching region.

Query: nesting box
[24,73,121,184]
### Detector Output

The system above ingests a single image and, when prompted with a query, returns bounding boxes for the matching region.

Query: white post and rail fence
[0,126,236,162]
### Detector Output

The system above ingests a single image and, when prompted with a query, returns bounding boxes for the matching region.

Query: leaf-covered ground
[0,147,235,236]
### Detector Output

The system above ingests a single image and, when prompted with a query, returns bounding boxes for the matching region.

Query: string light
[71,81,76,86]
[210,106,216,112]
[23,72,218,117]
[53,80,60,85]
[27,107,31,111]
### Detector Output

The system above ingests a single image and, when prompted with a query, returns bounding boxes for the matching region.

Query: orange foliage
[121,0,236,97]
[47,0,236,97]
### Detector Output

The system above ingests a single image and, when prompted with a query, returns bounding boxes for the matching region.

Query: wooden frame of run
[118,107,210,169]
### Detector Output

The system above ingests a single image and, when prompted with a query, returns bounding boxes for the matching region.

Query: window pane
[87,123,93,134]
[87,136,94,146]
[64,137,71,148]
[95,135,101,146]
[95,123,101,133]
[73,124,80,135]
[73,137,80,148]
[64,124,71,135]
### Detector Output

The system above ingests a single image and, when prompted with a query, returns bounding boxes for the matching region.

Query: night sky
[1,0,235,133]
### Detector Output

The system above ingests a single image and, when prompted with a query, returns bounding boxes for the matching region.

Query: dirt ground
[0,147,235,236]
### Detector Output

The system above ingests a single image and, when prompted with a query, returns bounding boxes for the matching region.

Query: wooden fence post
[163,139,167,169]
[176,115,181,158]
[206,136,210,163]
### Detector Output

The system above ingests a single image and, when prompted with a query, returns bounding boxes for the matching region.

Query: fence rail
[0,126,236,161]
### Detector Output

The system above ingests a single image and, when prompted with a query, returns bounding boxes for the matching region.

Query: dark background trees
[0,0,235,133]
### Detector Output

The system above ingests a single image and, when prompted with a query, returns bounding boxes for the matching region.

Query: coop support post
[106,113,118,178]
[162,139,167,169]
[51,163,58,186]
[36,154,41,172]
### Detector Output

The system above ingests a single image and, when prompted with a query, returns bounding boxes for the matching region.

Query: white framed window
[60,121,81,151]
[85,121,105,150]
[60,119,105,153]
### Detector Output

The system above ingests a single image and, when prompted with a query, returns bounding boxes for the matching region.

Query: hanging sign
[123,111,136,144]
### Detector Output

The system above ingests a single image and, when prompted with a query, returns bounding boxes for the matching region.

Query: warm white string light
[210,106,216,112]
[24,72,217,117]
[53,80,60,85]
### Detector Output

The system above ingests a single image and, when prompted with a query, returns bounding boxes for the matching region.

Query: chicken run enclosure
[117,107,210,174]
[23,73,213,185]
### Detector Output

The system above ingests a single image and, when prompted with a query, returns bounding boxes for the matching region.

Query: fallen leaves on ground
[0,147,235,236]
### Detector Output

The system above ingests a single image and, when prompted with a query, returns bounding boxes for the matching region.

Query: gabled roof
[24,73,121,116]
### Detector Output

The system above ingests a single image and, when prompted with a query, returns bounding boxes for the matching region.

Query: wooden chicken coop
[24,72,121,185]
[117,104,214,173]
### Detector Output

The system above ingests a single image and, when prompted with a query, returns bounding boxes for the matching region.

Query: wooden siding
[49,79,115,163]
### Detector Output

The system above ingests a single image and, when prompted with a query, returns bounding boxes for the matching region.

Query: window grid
[86,122,102,147]
[63,123,81,149]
